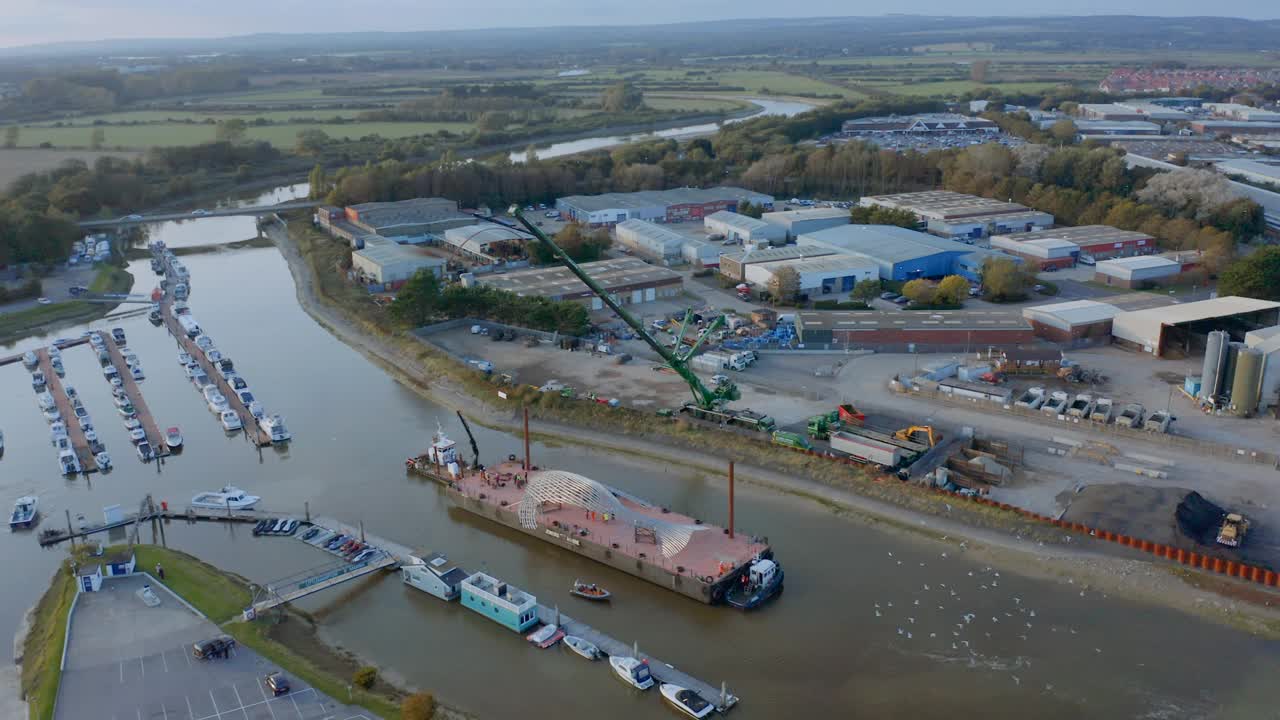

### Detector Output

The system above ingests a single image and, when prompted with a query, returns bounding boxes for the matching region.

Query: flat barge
[408,431,776,606]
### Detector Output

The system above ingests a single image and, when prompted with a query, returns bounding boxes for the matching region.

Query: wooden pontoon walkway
[0,337,91,368]
[158,296,271,447]
[98,331,170,457]
[36,349,98,473]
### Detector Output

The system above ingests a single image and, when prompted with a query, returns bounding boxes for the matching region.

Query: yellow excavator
[894,425,939,448]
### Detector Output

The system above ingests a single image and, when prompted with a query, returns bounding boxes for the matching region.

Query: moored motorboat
[610,655,655,690]
[129,428,147,443]
[10,496,38,529]
[221,410,242,431]
[563,635,601,660]
[191,486,259,511]
[660,683,714,719]
[58,450,80,476]
[165,426,183,449]
[95,452,111,470]
[526,624,565,649]
[724,558,783,611]
[261,414,291,443]
[21,351,38,369]
[571,580,611,601]
[178,352,192,366]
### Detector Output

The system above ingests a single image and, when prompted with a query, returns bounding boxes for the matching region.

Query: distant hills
[3,15,1280,61]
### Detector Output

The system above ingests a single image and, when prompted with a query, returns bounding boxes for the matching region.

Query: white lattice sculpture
[518,470,706,557]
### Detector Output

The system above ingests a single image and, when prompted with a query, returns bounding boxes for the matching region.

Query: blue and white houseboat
[460,571,538,633]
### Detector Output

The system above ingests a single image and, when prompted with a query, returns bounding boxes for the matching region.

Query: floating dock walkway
[0,337,90,368]
[36,349,98,473]
[247,552,398,616]
[536,604,740,712]
[98,331,170,457]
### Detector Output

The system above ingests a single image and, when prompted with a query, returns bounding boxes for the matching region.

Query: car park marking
[161,650,169,672]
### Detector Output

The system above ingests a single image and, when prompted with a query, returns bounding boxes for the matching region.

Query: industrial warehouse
[718,245,839,282]
[1022,299,1122,345]
[994,225,1156,261]
[1110,296,1280,357]
[705,211,786,246]
[760,207,851,240]
[857,191,1054,239]
[797,224,1018,281]
[794,310,1034,351]
[317,197,474,244]
[476,257,683,310]
[555,187,774,226]
[614,219,687,263]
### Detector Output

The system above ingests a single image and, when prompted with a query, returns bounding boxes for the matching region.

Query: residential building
[477,257,682,310]
[704,211,786,246]
[459,572,538,633]
[615,219,686,263]
[760,207,850,240]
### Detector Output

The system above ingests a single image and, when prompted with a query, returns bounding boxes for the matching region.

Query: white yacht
[261,415,291,443]
[58,450,81,476]
[83,428,98,443]
[191,485,259,511]
[43,407,61,424]
[178,352,192,365]
[21,351,38,369]
[130,365,145,381]
[610,655,655,691]
[129,428,147,443]
[220,410,242,431]
[37,391,56,411]
[208,396,229,414]
[247,401,265,420]
[165,426,183,449]
[95,452,111,470]
[10,496,38,528]
[102,364,119,379]
[660,684,714,719]
[123,417,141,431]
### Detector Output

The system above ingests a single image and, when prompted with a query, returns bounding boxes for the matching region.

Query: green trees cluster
[849,205,919,228]
[1218,247,1280,301]
[601,82,645,113]
[981,258,1033,302]
[528,224,611,264]
[390,269,589,335]
[2,67,247,118]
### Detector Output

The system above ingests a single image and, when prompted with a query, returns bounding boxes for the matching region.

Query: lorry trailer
[829,430,905,468]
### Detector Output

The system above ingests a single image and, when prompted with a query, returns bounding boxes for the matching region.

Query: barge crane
[493,207,774,432]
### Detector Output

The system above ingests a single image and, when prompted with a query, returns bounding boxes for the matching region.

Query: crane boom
[497,207,738,409]
[455,411,481,468]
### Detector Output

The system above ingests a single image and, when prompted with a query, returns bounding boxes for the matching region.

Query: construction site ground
[429,324,1280,569]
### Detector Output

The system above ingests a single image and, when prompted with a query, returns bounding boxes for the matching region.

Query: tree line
[390,268,589,335]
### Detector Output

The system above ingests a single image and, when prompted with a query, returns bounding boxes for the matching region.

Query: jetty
[37,501,289,546]
[36,348,98,473]
[97,331,170,456]
[0,336,90,368]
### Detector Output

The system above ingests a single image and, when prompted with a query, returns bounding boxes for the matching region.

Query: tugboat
[570,580,611,601]
[725,558,783,610]
[660,683,715,719]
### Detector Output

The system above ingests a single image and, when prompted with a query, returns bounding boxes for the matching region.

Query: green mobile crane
[500,207,774,432]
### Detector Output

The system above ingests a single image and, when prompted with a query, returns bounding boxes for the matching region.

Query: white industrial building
[760,207,850,240]
[681,238,721,267]
[1111,296,1280,356]
[351,239,446,287]
[704,211,786,246]
[1022,299,1121,344]
[743,254,880,297]
[858,191,1053,240]
[441,223,533,265]
[614,219,686,263]
[1093,256,1181,288]
[988,236,1078,270]
[1204,103,1280,122]
[1244,325,1280,410]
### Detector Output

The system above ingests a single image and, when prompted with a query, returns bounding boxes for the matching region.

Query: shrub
[402,692,436,720]
[352,666,377,689]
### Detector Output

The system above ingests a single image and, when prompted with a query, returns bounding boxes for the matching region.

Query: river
[509,98,815,162]
[2,193,1279,718]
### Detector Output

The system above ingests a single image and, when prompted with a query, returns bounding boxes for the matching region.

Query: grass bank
[133,545,439,720]
[20,564,76,720]
[0,264,133,343]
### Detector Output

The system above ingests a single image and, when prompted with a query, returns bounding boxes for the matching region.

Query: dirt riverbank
[265,222,1280,639]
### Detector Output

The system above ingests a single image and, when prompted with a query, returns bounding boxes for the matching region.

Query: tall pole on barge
[523,406,531,480]
[728,460,735,540]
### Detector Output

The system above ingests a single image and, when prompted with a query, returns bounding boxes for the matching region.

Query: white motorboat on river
[191,486,259,511]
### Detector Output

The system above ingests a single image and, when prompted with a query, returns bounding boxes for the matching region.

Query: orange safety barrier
[1225,561,1237,576]
[1176,549,1186,564]
[1213,558,1224,573]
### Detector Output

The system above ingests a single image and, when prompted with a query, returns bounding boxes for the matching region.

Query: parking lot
[58,575,373,720]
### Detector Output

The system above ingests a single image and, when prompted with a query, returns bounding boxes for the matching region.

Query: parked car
[192,635,236,659]
[264,671,291,696]
[893,296,910,305]
[880,292,899,300]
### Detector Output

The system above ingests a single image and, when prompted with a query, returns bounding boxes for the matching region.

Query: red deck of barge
[450,460,768,584]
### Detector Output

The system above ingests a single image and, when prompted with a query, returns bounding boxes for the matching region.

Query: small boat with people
[660,683,715,719]
[191,486,259,511]
[563,635,601,661]
[725,558,783,611]
[526,624,565,649]
[10,496,38,529]
[570,580,611,601]
[610,654,655,691]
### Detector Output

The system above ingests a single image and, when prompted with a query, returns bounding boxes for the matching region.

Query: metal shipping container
[829,431,905,468]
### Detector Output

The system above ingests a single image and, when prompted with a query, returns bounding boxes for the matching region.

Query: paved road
[57,575,375,720]
[78,201,321,229]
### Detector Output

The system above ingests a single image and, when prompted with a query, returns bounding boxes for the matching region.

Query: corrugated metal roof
[615,219,686,246]
[1096,256,1179,271]
[800,224,1009,265]
[1116,296,1280,329]
[705,210,772,233]
[1023,300,1121,327]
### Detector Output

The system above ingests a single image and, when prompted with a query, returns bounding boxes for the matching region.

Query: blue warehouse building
[796,224,1019,282]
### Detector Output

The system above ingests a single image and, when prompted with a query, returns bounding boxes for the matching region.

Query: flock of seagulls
[875,546,1102,691]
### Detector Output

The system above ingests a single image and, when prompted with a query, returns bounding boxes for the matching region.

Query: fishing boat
[570,580,611,601]
[526,624,565,649]
[609,655,654,691]
[660,684,715,719]
[724,558,783,611]
[191,486,259,511]
[563,635,601,660]
[10,496,38,529]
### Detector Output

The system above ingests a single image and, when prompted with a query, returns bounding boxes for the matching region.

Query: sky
[1,0,1276,49]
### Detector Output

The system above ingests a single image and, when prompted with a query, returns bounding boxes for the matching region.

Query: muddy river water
[1,198,1278,719]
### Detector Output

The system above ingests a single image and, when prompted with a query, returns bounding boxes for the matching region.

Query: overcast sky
[2,0,1276,49]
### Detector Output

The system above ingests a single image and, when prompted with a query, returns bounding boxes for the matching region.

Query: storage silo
[1200,330,1229,400]
[1230,347,1264,417]
[1222,342,1243,401]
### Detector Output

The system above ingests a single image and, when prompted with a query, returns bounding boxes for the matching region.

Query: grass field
[28,108,375,125]
[7,120,475,149]
[21,563,76,720]
[861,79,1065,96]
[640,94,754,112]
[709,70,863,98]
